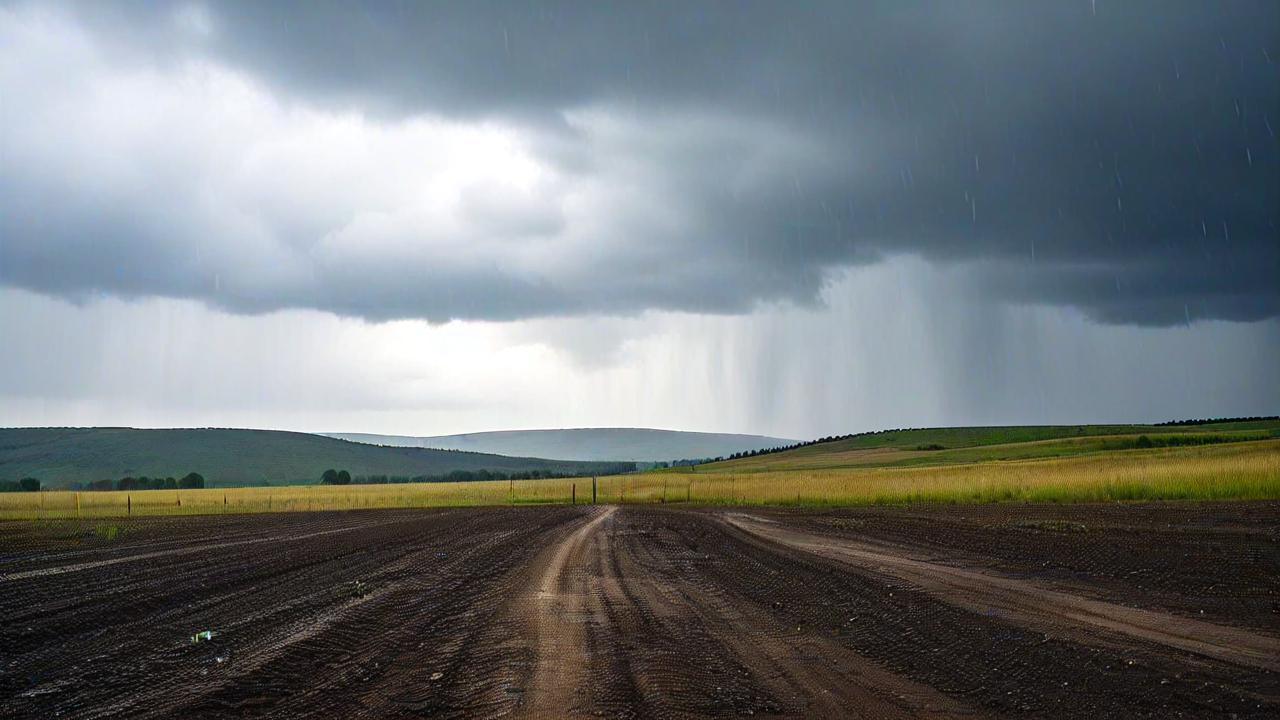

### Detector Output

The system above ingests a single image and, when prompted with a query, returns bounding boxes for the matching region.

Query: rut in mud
[2,502,1276,719]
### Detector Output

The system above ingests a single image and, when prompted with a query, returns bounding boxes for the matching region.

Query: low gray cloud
[1,0,1276,325]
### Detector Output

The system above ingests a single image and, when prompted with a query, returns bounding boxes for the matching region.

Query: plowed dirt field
[2,502,1276,718]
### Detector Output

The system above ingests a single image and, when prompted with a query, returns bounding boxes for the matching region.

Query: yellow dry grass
[1,440,1275,520]
[624,439,1280,506]
[0,477,585,520]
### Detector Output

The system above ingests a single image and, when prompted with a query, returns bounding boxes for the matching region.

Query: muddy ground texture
[1,502,1276,719]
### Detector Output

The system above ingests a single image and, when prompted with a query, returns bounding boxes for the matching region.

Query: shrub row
[0,478,40,492]
[77,473,206,491]
[321,465,634,485]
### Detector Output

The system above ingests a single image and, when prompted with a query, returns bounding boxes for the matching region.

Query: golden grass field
[1,439,1276,519]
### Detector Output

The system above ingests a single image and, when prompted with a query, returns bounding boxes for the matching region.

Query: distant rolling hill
[321,428,797,462]
[0,428,632,488]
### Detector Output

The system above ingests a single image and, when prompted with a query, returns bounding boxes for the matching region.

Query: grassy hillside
[689,419,1280,473]
[323,427,797,462]
[0,428,632,488]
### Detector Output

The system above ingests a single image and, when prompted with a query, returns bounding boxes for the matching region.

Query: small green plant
[94,523,125,541]
[340,579,369,599]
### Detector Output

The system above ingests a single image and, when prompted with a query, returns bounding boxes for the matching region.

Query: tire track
[724,513,1280,672]
[515,506,615,718]
[581,513,780,717]
[616,511,984,719]
[691,508,1276,718]
[774,502,1280,633]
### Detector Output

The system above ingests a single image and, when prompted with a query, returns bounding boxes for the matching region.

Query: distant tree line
[721,432,877,461]
[1132,433,1258,449]
[0,478,41,492]
[1156,416,1278,426]
[74,472,206,491]
[648,458,721,469]
[649,439,884,468]
[319,464,634,485]
[320,469,352,485]
[720,416,1280,462]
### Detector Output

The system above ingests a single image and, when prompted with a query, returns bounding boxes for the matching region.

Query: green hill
[689,419,1280,473]
[0,427,633,488]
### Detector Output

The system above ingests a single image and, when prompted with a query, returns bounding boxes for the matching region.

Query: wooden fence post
[127,494,131,516]
[592,476,597,504]
[572,483,576,505]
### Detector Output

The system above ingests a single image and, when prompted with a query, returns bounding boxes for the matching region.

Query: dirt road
[2,502,1276,718]
[723,513,1279,671]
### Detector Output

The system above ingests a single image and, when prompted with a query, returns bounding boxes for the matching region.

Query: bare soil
[1,502,1276,718]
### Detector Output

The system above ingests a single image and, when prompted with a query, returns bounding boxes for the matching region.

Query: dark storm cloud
[1,0,1276,324]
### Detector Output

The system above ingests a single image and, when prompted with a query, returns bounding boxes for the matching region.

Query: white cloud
[0,4,826,322]
[0,5,560,314]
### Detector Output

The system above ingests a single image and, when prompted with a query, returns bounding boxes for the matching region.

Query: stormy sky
[1,1,1276,438]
